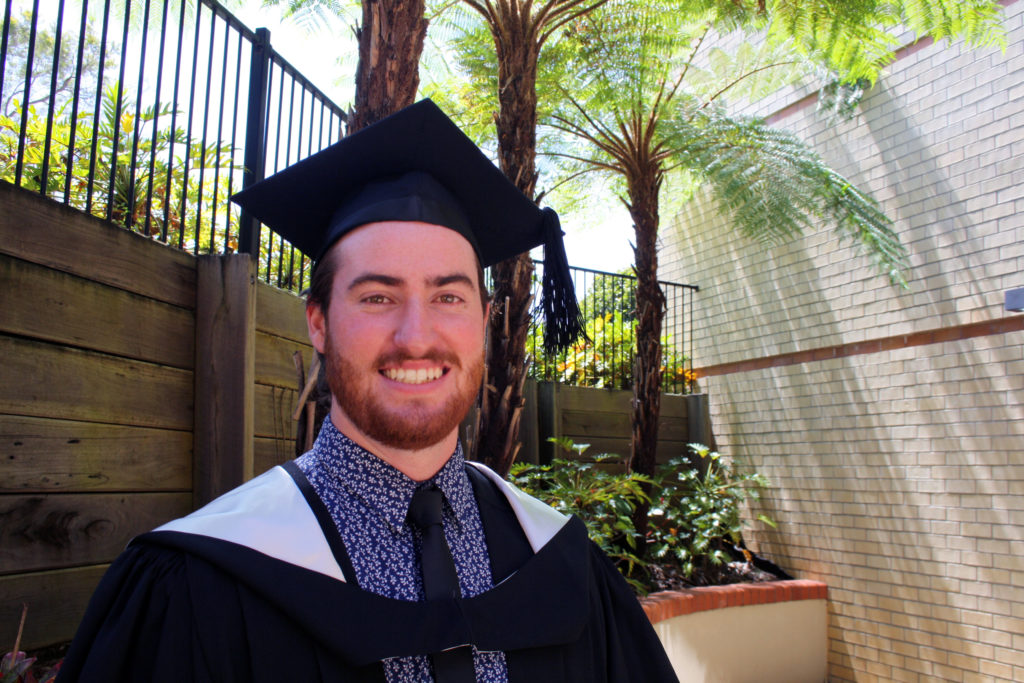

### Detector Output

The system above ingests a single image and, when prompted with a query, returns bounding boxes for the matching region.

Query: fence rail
[1,0,698,393]
[523,263,698,394]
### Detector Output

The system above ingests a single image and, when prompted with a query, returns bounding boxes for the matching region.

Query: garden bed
[641,580,828,683]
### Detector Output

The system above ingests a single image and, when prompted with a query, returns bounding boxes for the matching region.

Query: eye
[361,294,391,305]
[436,293,464,304]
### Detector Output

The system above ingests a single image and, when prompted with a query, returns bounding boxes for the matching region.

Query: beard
[322,329,483,451]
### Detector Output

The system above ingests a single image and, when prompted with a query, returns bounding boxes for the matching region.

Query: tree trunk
[349,0,427,133]
[471,11,540,477]
[627,162,665,551]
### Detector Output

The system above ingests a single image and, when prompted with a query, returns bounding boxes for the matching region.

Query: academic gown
[58,460,678,682]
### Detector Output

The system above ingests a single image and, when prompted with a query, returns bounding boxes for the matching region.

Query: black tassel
[540,208,587,353]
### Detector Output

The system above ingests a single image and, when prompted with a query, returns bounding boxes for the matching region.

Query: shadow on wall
[665,45,1023,679]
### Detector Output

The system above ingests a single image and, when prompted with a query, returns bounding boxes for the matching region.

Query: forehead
[331,220,480,283]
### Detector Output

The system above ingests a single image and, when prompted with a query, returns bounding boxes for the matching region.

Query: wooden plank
[193,255,256,505]
[255,437,296,475]
[0,492,191,575]
[0,181,196,308]
[518,379,539,464]
[546,383,690,419]
[256,280,309,344]
[1,335,192,430]
[0,253,194,369]
[560,410,690,441]
[0,565,108,650]
[254,383,298,441]
[555,436,686,464]
[256,330,314,389]
[0,415,191,493]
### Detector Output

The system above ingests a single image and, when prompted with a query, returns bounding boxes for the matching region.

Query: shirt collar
[310,418,474,535]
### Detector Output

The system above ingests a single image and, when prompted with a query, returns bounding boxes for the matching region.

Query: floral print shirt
[295,419,508,682]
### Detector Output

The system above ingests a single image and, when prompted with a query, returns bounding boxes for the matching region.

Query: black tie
[407,485,477,683]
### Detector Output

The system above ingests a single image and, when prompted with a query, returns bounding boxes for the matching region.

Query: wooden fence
[0,182,311,649]
[0,181,707,649]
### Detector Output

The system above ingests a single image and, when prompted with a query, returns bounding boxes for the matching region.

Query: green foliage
[666,107,910,286]
[510,439,652,590]
[0,84,240,254]
[757,0,1006,85]
[511,439,774,592]
[646,443,775,579]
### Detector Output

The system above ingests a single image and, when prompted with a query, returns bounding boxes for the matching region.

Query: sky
[229,1,637,275]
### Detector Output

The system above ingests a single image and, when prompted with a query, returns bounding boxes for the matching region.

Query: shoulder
[155,464,346,582]
[465,461,570,553]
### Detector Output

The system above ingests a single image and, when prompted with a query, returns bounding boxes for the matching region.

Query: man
[58,100,677,682]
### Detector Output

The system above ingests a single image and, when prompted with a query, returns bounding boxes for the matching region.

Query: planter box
[641,580,827,683]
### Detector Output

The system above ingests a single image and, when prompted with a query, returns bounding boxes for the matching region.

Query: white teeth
[384,367,443,384]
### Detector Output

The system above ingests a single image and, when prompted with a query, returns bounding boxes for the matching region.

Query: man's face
[307,221,487,453]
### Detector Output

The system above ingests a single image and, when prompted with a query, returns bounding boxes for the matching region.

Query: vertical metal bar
[265,66,285,281]
[276,76,297,286]
[257,62,276,282]
[196,13,217,252]
[85,0,112,214]
[165,0,187,244]
[63,0,90,204]
[208,19,231,254]
[237,27,271,257]
[689,286,695,394]
[0,0,14,112]
[181,2,203,253]
[143,0,171,238]
[104,0,133,222]
[125,0,153,231]
[40,0,67,197]
[14,0,41,188]
[224,30,243,252]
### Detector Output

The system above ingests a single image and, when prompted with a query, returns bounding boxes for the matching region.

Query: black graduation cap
[231,99,583,352]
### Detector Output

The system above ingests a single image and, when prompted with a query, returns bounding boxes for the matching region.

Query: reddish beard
[322,329,483,450]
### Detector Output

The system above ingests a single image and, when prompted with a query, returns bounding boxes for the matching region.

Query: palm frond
[667,111,909,285]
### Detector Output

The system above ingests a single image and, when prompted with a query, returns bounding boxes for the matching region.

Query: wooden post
[535,381,559,465]
[193,254,257,508]
[686,393,712,449]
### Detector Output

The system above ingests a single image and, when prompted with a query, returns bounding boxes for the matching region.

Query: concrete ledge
[641,580,828,683]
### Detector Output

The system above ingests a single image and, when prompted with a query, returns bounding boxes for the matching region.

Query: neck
[328,404,459,482]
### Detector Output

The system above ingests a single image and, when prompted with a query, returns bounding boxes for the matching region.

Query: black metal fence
[524,264,698,394]
[1,0,698,393]
[0,0,342,291]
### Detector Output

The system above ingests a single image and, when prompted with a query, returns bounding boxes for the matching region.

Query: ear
[307,302,328,355]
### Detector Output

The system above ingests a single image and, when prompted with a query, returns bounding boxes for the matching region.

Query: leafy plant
[0,84,240,256]
[646,444,775,581]
[509,438,652,589]
[1,605,60,683]
[511,439,774,592]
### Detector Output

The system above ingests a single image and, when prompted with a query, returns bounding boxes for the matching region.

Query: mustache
[375,350,462,369]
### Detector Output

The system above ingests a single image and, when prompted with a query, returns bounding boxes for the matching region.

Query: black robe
[58,461,677,682]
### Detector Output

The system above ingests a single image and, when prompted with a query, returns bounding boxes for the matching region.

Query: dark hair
[305,242,490,314]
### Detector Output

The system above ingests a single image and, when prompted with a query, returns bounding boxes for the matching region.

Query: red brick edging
[640,580,828,624]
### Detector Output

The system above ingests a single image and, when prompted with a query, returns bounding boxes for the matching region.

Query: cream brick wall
[661,2,1024,681]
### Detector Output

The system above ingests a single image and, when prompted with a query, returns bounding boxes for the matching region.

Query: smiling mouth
[382,367,446,384]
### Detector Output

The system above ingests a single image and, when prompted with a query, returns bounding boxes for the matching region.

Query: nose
[392,300,435,355]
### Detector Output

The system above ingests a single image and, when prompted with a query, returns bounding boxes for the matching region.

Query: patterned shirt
[295,419,508,682]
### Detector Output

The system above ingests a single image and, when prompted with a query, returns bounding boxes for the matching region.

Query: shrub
[510,439,774,593]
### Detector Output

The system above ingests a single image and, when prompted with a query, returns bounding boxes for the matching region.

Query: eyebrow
[347,272,476,291]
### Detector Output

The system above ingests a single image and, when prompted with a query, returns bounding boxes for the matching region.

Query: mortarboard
[231,99,583,352]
